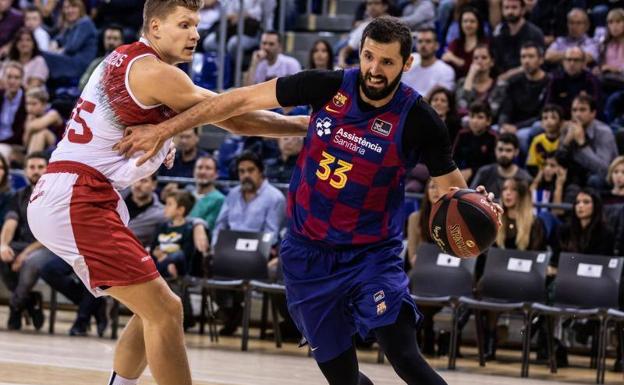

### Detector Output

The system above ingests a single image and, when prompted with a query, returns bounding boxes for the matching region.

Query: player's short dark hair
[542,104,564,120]
[167,190,195,216]
[521,41,544,57]
[236,151,264,174]
[573,94,597,112]
[142,0,203,33]
[361,16,413,64]
[25,151,49,165]
[468,101,492,119]
[262,30,282,43]
[497,133,520,149]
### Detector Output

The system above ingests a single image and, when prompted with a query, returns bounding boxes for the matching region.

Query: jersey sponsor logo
[316,117,332,137]
[332,92,348,108]
[332,127,383,155]
[371,118,393,137]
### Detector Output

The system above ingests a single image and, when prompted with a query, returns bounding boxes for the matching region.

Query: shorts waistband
[46,161,109,183]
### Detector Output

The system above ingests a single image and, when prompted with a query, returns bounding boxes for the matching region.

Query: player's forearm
[219,111,308,138]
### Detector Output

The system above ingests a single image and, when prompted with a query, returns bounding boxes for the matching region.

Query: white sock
[108,371,138,385]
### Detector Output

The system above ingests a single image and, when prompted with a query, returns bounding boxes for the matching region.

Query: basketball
[429,189,501,258]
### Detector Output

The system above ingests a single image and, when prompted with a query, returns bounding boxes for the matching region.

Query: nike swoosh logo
[311,346,319,351]
[325,106,340,113]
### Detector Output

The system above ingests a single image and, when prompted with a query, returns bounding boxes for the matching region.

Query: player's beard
[359,70,402,101]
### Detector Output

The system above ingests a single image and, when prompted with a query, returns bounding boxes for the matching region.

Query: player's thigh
[106,277,182,322]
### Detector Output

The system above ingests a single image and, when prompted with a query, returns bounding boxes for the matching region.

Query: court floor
[0,310,622,385]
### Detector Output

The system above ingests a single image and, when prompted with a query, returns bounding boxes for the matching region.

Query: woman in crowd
[7,28,49,89]
[308,39,334,70]
[455,44,503,117]
[427,86,461,144]
[596,8,624,93]
[602,156,624,206]
[442,6,488,79]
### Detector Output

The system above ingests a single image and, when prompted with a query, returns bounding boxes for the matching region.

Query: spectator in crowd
[0,61,27,155]
[499,42,549,144]
[308,39,334,70]
[442,6,488,79]
[558,94,617,184]
[545,47,602,116]
[470,133,533,197]
[399,0,435,31]
[7,27,48,89]
[0,152,49,331]
[189,156,225,232]
[42,0,97,82]
[78,24,124,90]
[528,0,577,46]
[602,156,624,205]
[403,27,455,97]
[196,0,220,48]
[265,136,303,184]
[151,190,196,279]
[337,0,389,68]
[203,0,272,57]
[352,0,401,27]
[22,87,62,153]
[213,151,286,335]
[159,127,208,179]
[32,0,60,26]
[545,8,599,65]
[245,31,301,86]
[0,0,23,56]
[453,101,498,183]
[595,8,624,92]
[491,0,544,81]
[23,6,49,51]
[124,173,165,247]
[0,154,12,221]
[526,104,564,173]
[456,44,503,117]
[530,153,569,215]
[483,177,546,360]
[427,86,461,143]
[91,0,143,42]
[405,178,442,356]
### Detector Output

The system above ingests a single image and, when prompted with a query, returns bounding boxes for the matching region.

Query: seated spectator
[456,44,503,117]
[158,127,208,179]
[483,176,547,360]
[23,87,63,153]
[189,155,225,231]
[337,0,389,68]
[91,0,143,42]
[545,8,599,65]
[558,94,617,185]
[545,47,602,117]
[197,0,220,47]
[528,0,576,46]
[23,6,49,52]
[213,151,286,335]
[530,153,570,215]
[403,28,455,97]
[427,86,461,144]
[151,190,196,279]
[245,31,301,86]
[0,152,50,331]
[78,24,124,90]
[307,39,334,70]
[203,0,271,57]
[0,154,12,220]
[526,104,564,174]
[0,61,26,155]
[265,136,303,184]
[41,0,97,82]
[453,102,498,184]
[595,8,624,93]
[8,27,48,89]
[470,133,533,197]
[0,0,23,57]
[492,0,545,81]
[602,156,624,206]
[498,42,550,142]
[442,6,488,79]
[399,0,435,31]
[124,173,165,247]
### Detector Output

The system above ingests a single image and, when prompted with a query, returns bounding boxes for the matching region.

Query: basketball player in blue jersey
[118,16,501,385]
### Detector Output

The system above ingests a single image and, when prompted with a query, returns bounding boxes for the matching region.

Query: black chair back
[480,248,551,303]
[410,243,477,297]
[554,253,624,308]
[213,230,272,279]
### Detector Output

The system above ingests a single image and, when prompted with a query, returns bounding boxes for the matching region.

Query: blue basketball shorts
[280,234,421,363]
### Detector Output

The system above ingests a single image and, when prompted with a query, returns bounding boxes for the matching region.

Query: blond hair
[26,87,49,103]
[496,178,535,251]
[142,0,203,33]
[2,61,24,77]
[59,0,86,30]
[607,156,624,185]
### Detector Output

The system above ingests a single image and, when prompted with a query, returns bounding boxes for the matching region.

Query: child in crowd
[526,104,564,175]
[23,87,62,154]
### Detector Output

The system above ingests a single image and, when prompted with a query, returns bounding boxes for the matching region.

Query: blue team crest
[371,118,392,137]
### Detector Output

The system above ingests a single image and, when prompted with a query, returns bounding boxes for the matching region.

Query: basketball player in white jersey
[26,1,307,385]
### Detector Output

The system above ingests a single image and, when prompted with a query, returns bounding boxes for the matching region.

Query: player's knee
[160,294,183,323]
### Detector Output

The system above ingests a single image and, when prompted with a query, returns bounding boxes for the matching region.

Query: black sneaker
[7,307,21,330]
[26,292,44,331]
[69,320,88,337]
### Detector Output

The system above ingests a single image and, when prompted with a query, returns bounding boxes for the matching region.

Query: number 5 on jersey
[66,98,95,144]
[316,151,353,189]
